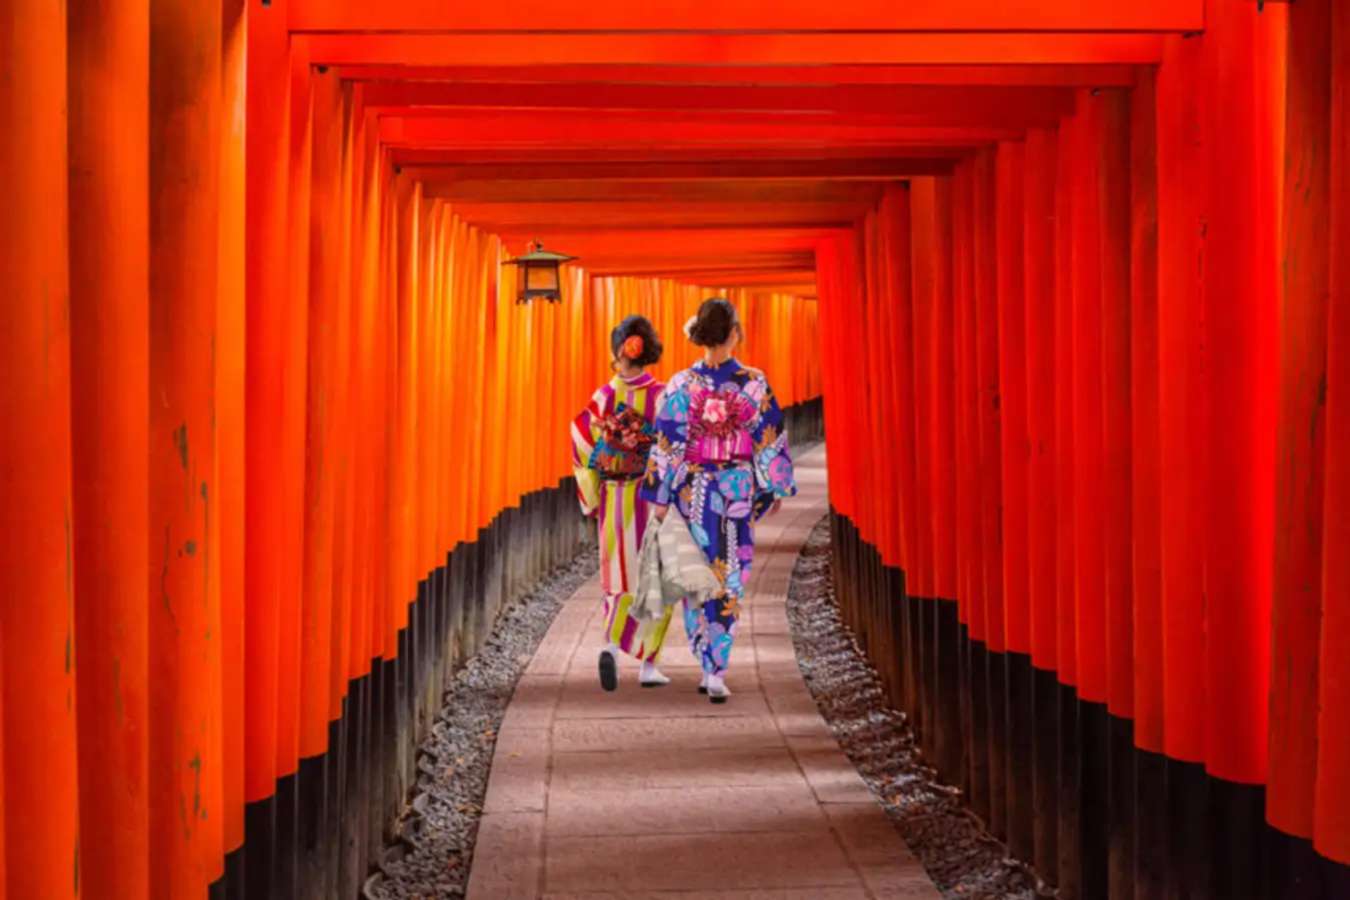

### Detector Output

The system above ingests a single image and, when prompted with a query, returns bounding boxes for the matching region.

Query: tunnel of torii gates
[5,0,1350,898]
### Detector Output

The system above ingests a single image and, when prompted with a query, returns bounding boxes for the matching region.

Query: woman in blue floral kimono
[641,298,797,703]
[571,316,675,692]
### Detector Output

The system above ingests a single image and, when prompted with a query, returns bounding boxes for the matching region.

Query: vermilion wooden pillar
[269,54,314,896]
[348,119,380,681]
[953,161,981,638]
[1156,29,1212,899]
[1071,91,1117,886]
[1129,67,1164,767]
[996,139,1033,863]
[67,2,152,897]
[836,233,867,535]
[909,185,936,599]
[953,159,989,818]
[244,1,291,893]
[909,179,939,761]
[427,199,445,564]
[149,0,225,893]
[887,186,918,585]
[884,186,920,722]
[1203,0,1276,793]
[1269,0,1331,847]
[817,237,845,518]
[1052,116,1078,695]
[371,173,395,659]
[975,145,1003,836]
[972,148,1003,662]
[301,68,344,763]
[1155,33,1208,769]
[327,86,357,726]
[928,177,957,602]
[1097,86,1135,900]
[879,204,903,570]
[1097,88,1133,724]
[996,139,1029,662]
[863,212,893,564]
[1129,67,1168,900]
[1051,110,1081,899]
[413,200,437,587]
[219,0,249,869]
[389,174,418,640]
[245,0,290,798]
[1022,126,1060,882]
[1023,127,1058,675]
[1316,0,1350,867]
[0,3,81,897]
[294,66,343,900]
[1071,91,1107,710]
[278,52,315,788]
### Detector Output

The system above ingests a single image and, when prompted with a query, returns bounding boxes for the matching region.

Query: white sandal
[639,661,671,688]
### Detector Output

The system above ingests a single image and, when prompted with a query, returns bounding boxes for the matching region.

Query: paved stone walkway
[467,447,941,899]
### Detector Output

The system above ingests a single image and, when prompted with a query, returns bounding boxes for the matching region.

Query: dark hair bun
[610,315,663,367]
[688,297,738,348]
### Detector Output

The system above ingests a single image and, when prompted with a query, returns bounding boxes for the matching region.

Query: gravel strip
[787,516,1048,900]
[366,550,597,900]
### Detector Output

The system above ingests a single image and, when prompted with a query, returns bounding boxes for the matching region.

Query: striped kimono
[571,371,675,660]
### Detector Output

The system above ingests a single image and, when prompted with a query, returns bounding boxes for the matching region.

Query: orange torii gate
[3,0,1349,898]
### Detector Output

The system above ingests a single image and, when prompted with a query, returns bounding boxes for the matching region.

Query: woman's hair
[610,315,663,367]
[687,297,739,348]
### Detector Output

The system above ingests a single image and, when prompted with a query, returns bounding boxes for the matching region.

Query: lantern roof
[502,243,577,266]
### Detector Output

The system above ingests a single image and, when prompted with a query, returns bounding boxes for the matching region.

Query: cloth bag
[633,509,721,621]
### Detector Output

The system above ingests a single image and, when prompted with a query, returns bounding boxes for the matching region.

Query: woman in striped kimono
[642,298,797,703]
[571,315,675,691]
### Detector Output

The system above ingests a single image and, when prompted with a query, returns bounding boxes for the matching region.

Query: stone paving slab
[527,628,586,676]
[545,783,829,837]
[554,675,773,720]
[482,727,551,813]
[499,675,564,732]
[545,831,858,893]
[466,811,546,898]
[468,446,941,899]
[551,715,783,753]
[786,733,878,805]
[550,745,806,793]
[542,890,870,900]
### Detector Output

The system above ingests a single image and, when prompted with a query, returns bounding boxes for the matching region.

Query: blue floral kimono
[640,358,797,675]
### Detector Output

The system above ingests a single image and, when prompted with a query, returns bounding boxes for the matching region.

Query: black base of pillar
[1029,665,1059,880]
[933,600,964,786]
[986,645,1008,840]
[1079,700,1109,900]
[296,752,329,900]
[1108,714,1136,900]
[1209,777,1268,898]
[1168,758,1211,899]
[243,794,276,900]
[818,510,1350,900]
[968,639,991,823]
[1006,652,1035,862]
[273,771,299,900]
[214,474,619,898]
[1057,683,1083,899]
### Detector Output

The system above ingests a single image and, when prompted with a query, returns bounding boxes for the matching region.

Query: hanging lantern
[502,240,577,303]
